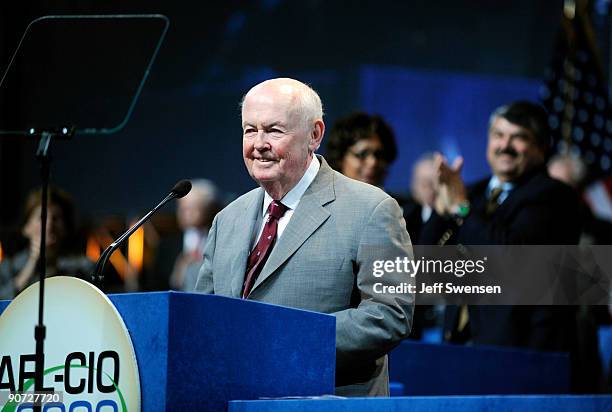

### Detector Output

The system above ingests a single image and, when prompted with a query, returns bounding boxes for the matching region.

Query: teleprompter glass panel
[0,14,168,136]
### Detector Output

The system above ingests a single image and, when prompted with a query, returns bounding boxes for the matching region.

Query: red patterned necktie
[242,200,289,298]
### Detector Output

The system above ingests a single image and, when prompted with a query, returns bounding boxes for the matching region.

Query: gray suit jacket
[196,157,414,396]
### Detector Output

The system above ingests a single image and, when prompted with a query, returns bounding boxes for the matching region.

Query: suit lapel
[251,157,336,293]
[230,189,264,297]
[493,172,540,216]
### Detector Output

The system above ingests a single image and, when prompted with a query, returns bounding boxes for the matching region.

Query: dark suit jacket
[393,194,425,244]
[420,167,581,352]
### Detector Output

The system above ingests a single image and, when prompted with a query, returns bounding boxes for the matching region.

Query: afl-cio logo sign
[0,277,140,411]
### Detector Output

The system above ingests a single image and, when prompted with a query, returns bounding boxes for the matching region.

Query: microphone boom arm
[93,190,179,284]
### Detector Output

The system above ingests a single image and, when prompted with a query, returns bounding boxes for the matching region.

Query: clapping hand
[432,152,468,216]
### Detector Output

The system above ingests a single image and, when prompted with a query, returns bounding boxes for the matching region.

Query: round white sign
[0,276,140,411]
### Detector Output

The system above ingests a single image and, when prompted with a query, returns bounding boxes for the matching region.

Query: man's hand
[433,152,468,216]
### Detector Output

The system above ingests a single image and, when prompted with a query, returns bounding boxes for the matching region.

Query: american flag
[540,1,612,179]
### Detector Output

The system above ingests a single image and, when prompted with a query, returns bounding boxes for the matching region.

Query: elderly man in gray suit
[196,78,413,396]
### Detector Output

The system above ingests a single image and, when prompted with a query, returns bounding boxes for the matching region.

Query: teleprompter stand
[0,14,169,408]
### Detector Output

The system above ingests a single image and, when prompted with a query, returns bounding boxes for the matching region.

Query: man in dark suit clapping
[420,101,581,352]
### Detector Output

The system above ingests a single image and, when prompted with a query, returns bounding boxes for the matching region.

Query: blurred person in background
[402,152,436,242]
[149,179,221,291]
[172,179,221,290]
[328,112,425,238]
[420,101,583,388]
[548,153,588,189]
[0,186,94,300]
[326,112,397,188]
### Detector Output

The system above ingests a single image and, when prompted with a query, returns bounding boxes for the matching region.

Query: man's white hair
[294,81,324,126]
[240,78,324,127]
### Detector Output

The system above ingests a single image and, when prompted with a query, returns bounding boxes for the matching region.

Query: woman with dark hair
[0,186,94,299]
[326,112,397,187]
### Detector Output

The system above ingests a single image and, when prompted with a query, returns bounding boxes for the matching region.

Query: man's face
[241,85,315,195]
[486,116,545,182]
[411,160,436,207]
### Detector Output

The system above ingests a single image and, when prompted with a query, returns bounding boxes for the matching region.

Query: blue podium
[228,395,612,412]
[390,340,570,395]
[0,291,336,411]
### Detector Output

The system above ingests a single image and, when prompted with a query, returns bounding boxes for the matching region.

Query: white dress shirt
[253,156,320,248]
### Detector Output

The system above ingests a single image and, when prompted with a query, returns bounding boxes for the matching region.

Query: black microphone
[92,179,192,283]
[171,179,192,198]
